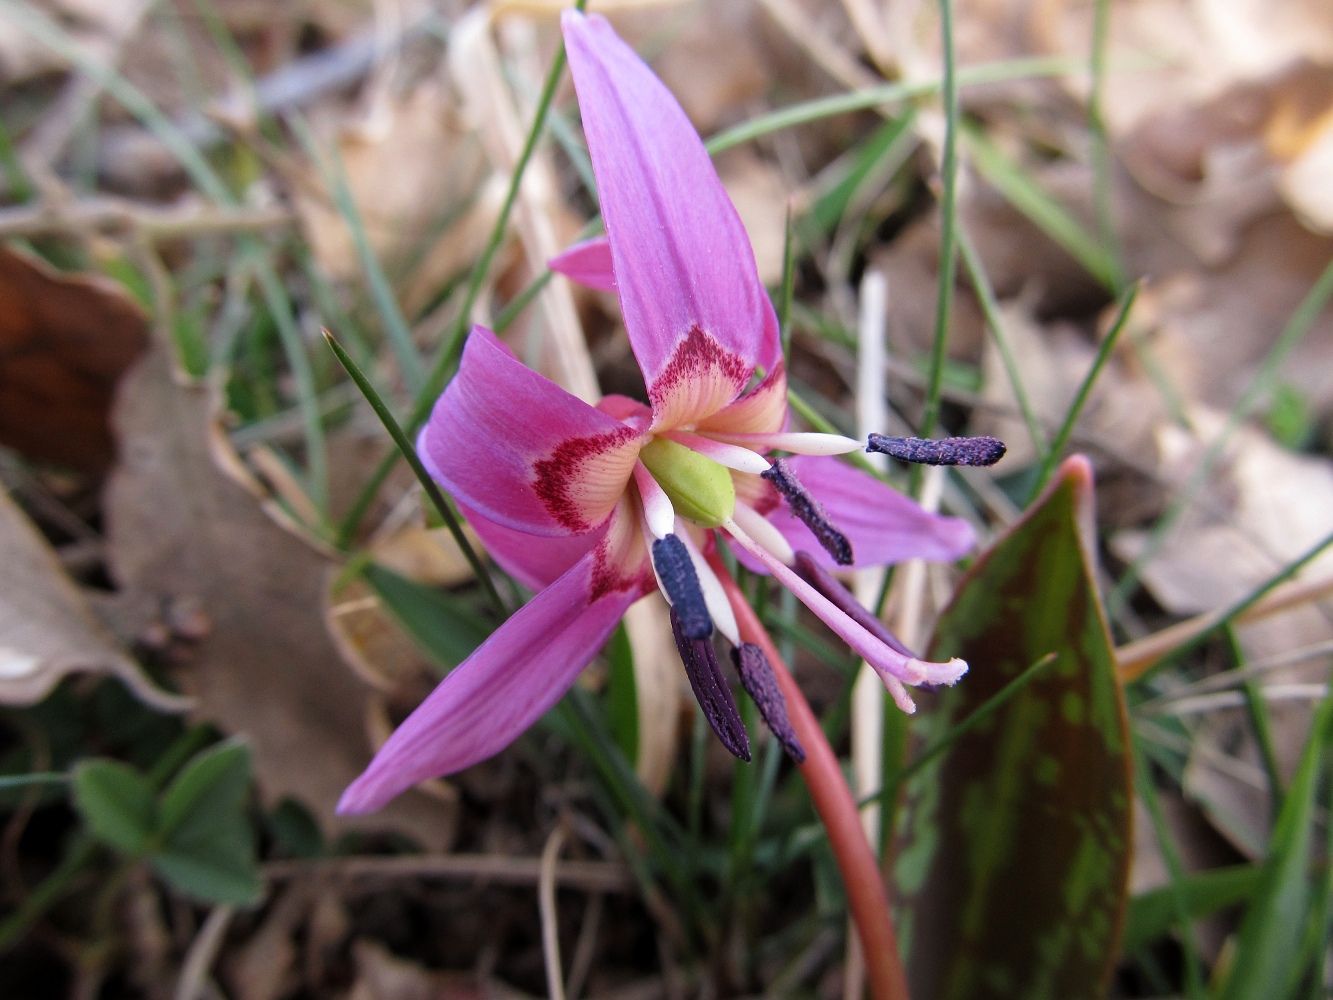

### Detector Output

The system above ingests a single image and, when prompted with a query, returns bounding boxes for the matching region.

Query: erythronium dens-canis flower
[338,11,1003,814]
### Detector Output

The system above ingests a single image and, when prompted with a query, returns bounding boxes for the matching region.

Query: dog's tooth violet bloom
[338,11,1003,814]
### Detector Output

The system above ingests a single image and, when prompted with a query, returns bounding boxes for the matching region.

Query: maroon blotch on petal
[866,433,1006,467]
[793,551,918,661]
[670,608,751,761]
[761,458,854,565]
[652,534,713,639]
[731,643,805,763]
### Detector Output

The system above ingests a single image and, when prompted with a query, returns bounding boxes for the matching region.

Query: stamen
[724,518,928,687]
[731,643,805,762]
[676,525,739,647]
[662,430,770,475]
[652,534,713,639]
[793,551,917,660]
[761,458,853,566]
[704,431,862,456]
[732,501,795,565]
[633,461,676,540]
[670,608,751,762]
[866,433,1006,467]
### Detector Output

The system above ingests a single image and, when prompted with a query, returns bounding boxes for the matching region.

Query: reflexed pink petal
[696,360,788,436]
[338,522,653,814]
[550,236,616,292]
[562,12,780,429]
[462,502,603,592]
[419,327,642,537]
[747,456,976,571]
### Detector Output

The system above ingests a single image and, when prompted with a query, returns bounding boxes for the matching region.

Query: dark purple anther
[670,609,751,761]
[866,433,1006,467]
[652,534,712,639]
[761,458,854,566]
[793,551,918,661]
[731,643,805,763]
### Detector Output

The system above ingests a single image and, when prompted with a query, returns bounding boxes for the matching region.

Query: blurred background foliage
[1,0,1332,998]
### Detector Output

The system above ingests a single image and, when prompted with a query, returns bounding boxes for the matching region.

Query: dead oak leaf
[0,244,148,475]
[0,481,189,710]
[104,346,454,849]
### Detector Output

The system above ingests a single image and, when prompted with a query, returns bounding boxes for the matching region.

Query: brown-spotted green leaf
[894,456,1132,1000]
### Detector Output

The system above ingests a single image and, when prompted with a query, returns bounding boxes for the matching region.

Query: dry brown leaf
[0,244,148,475]
[104,346,454,848]
[1112,410,1333,835]
[0,481,191,711]
[346,939,487,1000]
[1111,409,1333,616]
[224,881,313,1000]
[296,80,491,299]
[1143,213,1333,419]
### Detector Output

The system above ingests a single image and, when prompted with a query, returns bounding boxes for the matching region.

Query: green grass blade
[1132,735,1206,997]
[1219,687,1333,1000]
[1111,253,1333,614]
[289,116,424,395]
[1029,283,1138,499]
[0,0,231,205]
[337,2,586,544]
[778,204,796,356]
[1087,0,1126,290]
[705,56,1077,155]
[1127,529,1333,685]
[963,123,1118,290]
[917,0,962,448]
[254,261,329,515]
[957,222,1048,459]
[322,329,505,616]
[0,772,69,790]
[1122,864,1261,956]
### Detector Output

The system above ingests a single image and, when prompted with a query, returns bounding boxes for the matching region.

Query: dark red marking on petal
[648,324,751,417]
[532,427,640,532]
[589,536,653,603]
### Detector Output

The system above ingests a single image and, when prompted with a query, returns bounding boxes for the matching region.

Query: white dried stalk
[844,269,888,1000]
[448,9,599,402]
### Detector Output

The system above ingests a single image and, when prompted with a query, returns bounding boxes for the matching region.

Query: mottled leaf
[895,456,1132,1000]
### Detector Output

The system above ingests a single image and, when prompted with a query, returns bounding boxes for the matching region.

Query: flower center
[638,436,736,528]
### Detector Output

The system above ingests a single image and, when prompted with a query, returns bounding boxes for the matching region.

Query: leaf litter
[3,0,1333,996]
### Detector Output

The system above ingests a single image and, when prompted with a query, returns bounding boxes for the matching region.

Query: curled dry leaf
[1112,409,1333,852]
[0,480,191,711]
[104,347,454,848]
[0,244,149,476]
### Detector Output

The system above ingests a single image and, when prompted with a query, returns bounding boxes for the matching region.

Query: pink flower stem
[707,551,910,1000]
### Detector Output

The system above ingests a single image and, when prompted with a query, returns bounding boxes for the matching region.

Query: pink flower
[338,12,994,814]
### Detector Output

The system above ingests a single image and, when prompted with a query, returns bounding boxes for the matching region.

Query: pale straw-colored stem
[847,269,889,1000]
[1116,574,1333,682]
[539,825,569,1000]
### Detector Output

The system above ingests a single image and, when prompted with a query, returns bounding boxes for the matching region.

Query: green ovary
[639,437,735,528]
